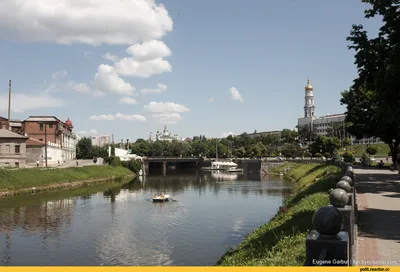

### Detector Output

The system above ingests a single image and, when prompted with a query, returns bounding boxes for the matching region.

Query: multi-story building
[22,116,77,161]
[91,135,111,147]
[0,117,23,134]
[297,78,381,144]
[297,77,347,136]
[0,129,28,168]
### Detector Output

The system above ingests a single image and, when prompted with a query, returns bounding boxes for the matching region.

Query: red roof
[26,138,45,146]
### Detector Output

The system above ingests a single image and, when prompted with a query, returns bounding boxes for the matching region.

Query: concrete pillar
[163,161,167,176]
[144,161,149,175]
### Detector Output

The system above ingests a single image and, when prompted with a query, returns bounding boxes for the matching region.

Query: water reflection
[0,172,291,266]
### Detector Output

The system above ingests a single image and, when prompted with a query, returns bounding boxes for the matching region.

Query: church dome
[305,77,313,90]
[65,118,73,127]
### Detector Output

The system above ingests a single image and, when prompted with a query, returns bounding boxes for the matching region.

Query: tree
[297,125,317,142]
[281,143,298,158]
[76,137,93,159]
[341,0,400,164]
[281,129,297,144]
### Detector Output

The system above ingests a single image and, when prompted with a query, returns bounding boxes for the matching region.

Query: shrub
[314,153,322,158]
[107,156,122,167]
[323,152,331,159]
[361,152,370,165]
[343,151,355,163]
[304,151,312,158]
[121,159,142,173]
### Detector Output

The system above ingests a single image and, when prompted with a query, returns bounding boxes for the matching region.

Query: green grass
[216,163,343,266]
[0,165,134,191]
[340,143,389,157]
[269,163,296,174]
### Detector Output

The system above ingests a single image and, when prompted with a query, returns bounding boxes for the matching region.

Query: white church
[297,77,381,144]
[297,77,346,136]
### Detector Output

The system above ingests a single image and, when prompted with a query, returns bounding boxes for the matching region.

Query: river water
[0,171,291,266]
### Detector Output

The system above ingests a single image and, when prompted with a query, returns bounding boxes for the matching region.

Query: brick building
[22,116,77,161]
[0,117,23,134]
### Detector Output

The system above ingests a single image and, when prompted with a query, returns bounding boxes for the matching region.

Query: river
[0,171,291,266]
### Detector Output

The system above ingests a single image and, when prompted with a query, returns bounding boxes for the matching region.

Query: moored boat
[227,167,243,173]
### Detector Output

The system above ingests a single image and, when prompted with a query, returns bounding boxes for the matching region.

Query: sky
[0,0,383,142]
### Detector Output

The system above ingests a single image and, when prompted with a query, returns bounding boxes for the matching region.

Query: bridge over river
[142,157,288,176]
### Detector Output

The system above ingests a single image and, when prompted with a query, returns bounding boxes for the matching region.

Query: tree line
[76,129,355,161]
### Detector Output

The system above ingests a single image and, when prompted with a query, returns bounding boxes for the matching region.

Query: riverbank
[217,163,343,266]
[0,165,136,198]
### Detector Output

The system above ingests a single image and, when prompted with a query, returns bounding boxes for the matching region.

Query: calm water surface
[0,171,291,266]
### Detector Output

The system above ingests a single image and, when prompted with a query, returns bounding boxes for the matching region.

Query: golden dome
[305,76,313,90]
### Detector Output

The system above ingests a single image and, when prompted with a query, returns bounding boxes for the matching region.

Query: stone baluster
[305,205,349,266]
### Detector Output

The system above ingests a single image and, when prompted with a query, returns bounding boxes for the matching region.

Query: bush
[366,146,378,156]
[121,159,142,174]
[304,151,312,158]
[314,153,322,158]
[361,152,370,165]
[343,151,355,163]
[323,152,331,159]
[107,156,122,167]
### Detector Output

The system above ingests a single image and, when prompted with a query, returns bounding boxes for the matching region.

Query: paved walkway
[355,167,400,266]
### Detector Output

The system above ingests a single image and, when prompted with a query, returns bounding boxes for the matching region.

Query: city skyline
[0,0,382,141]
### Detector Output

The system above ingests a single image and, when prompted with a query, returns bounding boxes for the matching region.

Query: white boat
[202,161,239,171]
[152,193,170,202]
[227,167,243,173]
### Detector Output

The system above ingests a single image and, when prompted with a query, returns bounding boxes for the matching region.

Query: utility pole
[7,80,11,130]
[44,123,48,168]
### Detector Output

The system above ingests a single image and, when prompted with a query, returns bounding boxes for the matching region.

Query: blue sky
[0,0,382,141]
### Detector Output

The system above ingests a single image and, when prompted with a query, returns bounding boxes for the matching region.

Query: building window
[39,138,43,141]
[15,145,20,154]
[40,124,44,131]
[49,123,53,128]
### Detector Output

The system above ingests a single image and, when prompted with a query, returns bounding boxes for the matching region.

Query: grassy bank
[217,163,343,266]
[340,143,389,157]
[0,165,135,197]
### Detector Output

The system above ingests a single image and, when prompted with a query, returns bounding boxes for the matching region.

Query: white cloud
[0,0,173,46]
[115,113,146,121]
[103,52,119,62]
[0,93,66,113]
[126,40,172,61]
[92,90,106,97]
[230,87,244,102]
[114,57,172,78]
[208,97,215,103]
[119,97,138,105]
[153,113,182,124]
[52,70,68,80]
[93,64,136,95]
[78,129,98,135]
[89,114,116,121]
[89,113,146,121]
[145,101,189,124]
[140,83,168,95]
[222,132,236,137]
[144,101,189,113]
[67,81,91,94]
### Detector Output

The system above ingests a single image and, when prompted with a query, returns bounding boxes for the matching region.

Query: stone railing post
[305,205,349,266]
